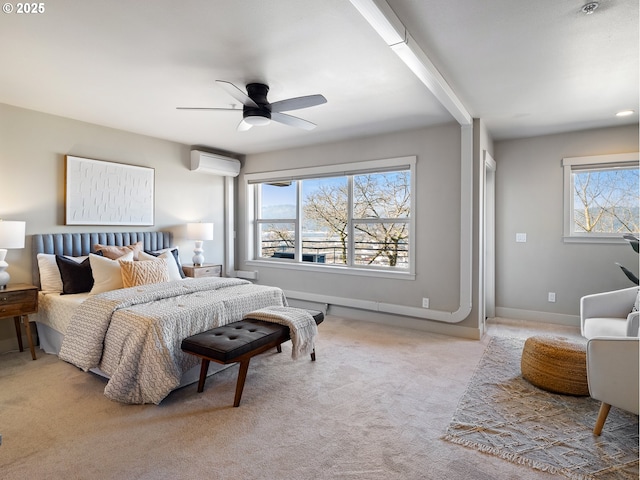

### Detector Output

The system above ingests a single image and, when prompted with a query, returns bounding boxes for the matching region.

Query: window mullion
[295,180,302,262]
[254,184,261,259]
[347,175,354,267]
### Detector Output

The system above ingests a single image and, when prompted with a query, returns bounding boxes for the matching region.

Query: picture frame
[65,155,155,226]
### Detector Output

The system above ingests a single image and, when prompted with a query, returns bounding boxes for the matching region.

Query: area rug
[443,336,639,479]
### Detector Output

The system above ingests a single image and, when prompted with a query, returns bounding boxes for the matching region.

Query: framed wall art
[65,155,155,226]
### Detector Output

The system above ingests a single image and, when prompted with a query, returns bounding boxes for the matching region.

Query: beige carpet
[1,317,576,479]
[444,336,639,479]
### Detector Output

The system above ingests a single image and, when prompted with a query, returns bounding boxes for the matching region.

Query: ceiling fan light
[244,115,271,126]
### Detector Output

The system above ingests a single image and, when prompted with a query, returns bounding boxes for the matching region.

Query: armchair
[580,286,639,339]
[586,337,639,435]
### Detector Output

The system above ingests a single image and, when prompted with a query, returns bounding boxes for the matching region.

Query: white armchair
[580,286,639,339]
[586,337,639,435]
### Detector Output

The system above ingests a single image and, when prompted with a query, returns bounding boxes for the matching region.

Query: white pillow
[89,252,134,295]
[37,253,88,293]
[138,250,183,281]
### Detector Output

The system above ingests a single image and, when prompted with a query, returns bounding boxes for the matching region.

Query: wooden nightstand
[182,264,223,278]
[0,283,38,360]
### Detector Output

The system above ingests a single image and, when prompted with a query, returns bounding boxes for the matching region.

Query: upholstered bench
[181,309,324,407]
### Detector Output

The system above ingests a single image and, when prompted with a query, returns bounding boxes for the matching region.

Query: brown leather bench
[181,309,324,407]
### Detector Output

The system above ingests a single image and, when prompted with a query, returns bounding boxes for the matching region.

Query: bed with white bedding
[31,231,287,404]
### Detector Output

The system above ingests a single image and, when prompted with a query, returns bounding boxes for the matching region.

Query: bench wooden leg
[234,358,251,407]
[197,359,210,393]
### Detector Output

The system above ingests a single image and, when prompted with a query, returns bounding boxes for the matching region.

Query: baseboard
[0,336,23,356]
[495,307,580,327]
[286,299,482,340]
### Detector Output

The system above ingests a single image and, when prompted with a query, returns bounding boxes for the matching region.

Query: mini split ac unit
[190,150,241,177]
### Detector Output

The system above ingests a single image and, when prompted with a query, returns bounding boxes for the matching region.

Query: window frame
[245,156,416,279]
[562,152,639,244]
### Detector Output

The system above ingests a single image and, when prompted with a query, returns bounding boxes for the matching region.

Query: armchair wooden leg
[593,402,611,436]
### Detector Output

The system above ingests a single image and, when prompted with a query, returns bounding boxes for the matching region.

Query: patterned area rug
[443,336,639,479]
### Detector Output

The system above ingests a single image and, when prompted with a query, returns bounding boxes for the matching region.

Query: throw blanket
[243,306,318,360]
[59,277,287,404]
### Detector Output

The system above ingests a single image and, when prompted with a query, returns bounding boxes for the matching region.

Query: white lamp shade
[187,222,214,241]
[0,221,26,249]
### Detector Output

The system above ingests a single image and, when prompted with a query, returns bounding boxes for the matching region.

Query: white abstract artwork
[65,156,155,225]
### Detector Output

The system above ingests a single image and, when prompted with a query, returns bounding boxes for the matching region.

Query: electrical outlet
[422,298,429,308]
[516,233,527,243]
[548,292,556,302]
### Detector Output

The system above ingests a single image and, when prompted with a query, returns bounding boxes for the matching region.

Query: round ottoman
[520,335,589,396]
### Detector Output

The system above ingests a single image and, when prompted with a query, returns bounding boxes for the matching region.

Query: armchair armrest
[586,337,639,415]
[627,311,639,337]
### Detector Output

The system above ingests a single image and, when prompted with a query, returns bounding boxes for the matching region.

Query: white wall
[236,122,486,338]
[0,103,227,352]
[494,124,639,325]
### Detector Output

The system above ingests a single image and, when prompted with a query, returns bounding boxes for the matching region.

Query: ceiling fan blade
[271,112,317,130]
[270,94,327,113]
[216,80,258,108]
[237,119,252,131]
[176,107,240,111]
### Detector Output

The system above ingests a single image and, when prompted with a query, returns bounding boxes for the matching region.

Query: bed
[31,231,287,404]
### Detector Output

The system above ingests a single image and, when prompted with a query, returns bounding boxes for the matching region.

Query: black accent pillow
[144,249,186,278]
[55,255,94,294]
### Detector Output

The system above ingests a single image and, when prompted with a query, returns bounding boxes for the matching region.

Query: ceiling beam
[349,0,472,126]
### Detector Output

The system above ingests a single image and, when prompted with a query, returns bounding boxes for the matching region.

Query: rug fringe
[442,433,595,480]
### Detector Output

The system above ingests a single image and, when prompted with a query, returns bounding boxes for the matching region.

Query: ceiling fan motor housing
[243,83,271,121]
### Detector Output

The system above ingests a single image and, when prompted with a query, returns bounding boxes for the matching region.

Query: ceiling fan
[177,80,327,131]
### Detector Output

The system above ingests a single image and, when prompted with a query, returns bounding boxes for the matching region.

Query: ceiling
[1,0,637,155]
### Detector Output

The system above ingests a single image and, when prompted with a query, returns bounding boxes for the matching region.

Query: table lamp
[0,220,26,289]
[187,222,214,266]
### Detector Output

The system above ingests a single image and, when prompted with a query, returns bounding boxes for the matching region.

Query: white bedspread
[59,277,287,404]
[33,292,90,336]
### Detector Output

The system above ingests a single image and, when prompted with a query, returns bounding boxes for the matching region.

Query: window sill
[563,235,632,245]
[246,259,416,280]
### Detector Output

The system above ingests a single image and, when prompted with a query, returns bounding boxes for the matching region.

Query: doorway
[482,150,496,329]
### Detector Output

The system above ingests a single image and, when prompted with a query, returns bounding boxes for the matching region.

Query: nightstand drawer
[0,288,38,317]
[183,264,222,278]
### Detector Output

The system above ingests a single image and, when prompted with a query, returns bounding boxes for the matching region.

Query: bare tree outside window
[572,166,639,234]
[256,169,412,268]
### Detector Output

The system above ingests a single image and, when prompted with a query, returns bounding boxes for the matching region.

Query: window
[563,153,639,241]
[247,157,415,276]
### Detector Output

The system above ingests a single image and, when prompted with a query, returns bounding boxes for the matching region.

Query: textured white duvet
[58,277,287,404]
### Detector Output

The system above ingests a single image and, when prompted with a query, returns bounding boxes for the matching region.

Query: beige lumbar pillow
[120,258,170,288]
[94,241,143,260]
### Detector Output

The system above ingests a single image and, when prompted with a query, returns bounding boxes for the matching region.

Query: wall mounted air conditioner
[190,150,241,177]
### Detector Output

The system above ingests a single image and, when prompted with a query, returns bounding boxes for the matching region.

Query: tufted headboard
[31,231,173,288]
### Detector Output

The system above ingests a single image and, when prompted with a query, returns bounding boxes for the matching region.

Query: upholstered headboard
[31,231,173,288]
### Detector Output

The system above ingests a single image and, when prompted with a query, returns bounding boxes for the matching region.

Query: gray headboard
[31,231,173,288]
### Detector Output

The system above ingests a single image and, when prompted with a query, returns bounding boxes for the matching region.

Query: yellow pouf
[521,335,589,396]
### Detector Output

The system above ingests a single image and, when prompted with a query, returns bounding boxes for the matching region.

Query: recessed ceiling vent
[581,2,599,14]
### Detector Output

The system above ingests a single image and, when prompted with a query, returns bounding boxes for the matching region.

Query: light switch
[516,233,527,243]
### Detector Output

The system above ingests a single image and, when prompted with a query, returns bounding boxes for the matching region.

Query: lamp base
[0,249,9,289]
[192,241,205,267]
[0,268,9,289]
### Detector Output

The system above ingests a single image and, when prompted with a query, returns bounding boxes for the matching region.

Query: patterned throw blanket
[59,277,287,404]
[243,306,318,359]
